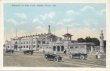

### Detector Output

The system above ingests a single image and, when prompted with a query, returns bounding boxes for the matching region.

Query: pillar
[100,30,104,53]
[91,46,93,53]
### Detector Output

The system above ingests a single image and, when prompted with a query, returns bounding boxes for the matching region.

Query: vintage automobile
[23,50,34,55]
[45,53,62,62]
[69,53,87,60]
[5,49,14,53]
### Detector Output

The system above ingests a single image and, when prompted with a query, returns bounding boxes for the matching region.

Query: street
[3,51,106,67]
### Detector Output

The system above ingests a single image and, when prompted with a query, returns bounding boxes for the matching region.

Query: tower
[63,27,72,41]
[100,30,104,53]
[63,27,73,54]
[48,25,51,34]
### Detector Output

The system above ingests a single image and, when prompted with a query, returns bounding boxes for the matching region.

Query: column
[91,46,93,53]
[59,46,61,52]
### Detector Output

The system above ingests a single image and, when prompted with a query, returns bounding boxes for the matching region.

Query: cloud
[6,18,18,25]
[15,13,27,20]
[40,12,55,20]
[54,26,101,40]
[5,13,28,26]
[80,6,106,15]
[4,30,29,41]
[48,12,55,18]
[65,5,106,18]
[32,18,43,25]
[35,26,47,34]
[57,18,75,27]
[66,10,79,16]
[80,6,95,12]
[6,18,27,25]
[36,26,42,29]
[97,9,106,15]
[20,21,27,25]
[82,20,99,28]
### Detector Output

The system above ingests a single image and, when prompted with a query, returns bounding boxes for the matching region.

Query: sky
[4,3,106,41]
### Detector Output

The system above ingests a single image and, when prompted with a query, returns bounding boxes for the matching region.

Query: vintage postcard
[0,0,110,71]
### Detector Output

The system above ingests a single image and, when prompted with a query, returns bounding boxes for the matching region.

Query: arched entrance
[57,46,60,51]
[14,42,17,50]
[53,46,56,51]
[61,46,64,51]
[14,44,17,50]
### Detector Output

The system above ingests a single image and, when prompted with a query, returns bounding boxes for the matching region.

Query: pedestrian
[96,51,101,59]
[64,50,66,55]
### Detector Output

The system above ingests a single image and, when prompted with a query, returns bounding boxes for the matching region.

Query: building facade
[4,25,105,54]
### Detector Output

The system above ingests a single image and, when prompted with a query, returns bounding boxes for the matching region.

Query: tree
[104,40,106,53]
[77,36,100,46]
[91,38,100,46]
[77,38,85,42]
[85,37,92,42]
[104,40,106,47]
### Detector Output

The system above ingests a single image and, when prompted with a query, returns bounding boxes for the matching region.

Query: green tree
[77,36,100,46]
[77,38,85,42]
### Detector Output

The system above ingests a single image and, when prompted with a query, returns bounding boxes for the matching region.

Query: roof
[72,42,95,45]
[63,33,73,37]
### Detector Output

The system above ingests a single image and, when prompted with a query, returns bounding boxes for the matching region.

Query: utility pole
[54,27,55,35]
[16,27,17,37]
[48,25,51,34]
[67,26,68,33]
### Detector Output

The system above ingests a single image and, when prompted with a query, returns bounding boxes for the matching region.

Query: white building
[4,25,105,54]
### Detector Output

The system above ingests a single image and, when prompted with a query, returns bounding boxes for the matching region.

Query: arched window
[53,46,56,51]
[61,46,64,51]
[15,41,17,44]
[57,46,60,51]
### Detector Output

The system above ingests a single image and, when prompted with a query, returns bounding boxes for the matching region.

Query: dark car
[23,50,34,55]
[69,53,87,60]
[45,53,62,62]
[5,49,14,53]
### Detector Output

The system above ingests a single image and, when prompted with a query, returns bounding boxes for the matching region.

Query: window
[57,46,60,51]
[38,41,41,44]
[33,45,35,47]
[75,47,77,48]
[27,46,28,48]
[61,46,64,51]
[53,46,56,51]
[29,46,31,48]
[33,41,35,44]
[15,42,17,44]
[42,41,45,44]
[24,46,25,48]
[70,47,73,49]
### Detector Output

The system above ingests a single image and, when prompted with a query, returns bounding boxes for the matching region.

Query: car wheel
[54,58,58,62]
[80,55,85,60]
